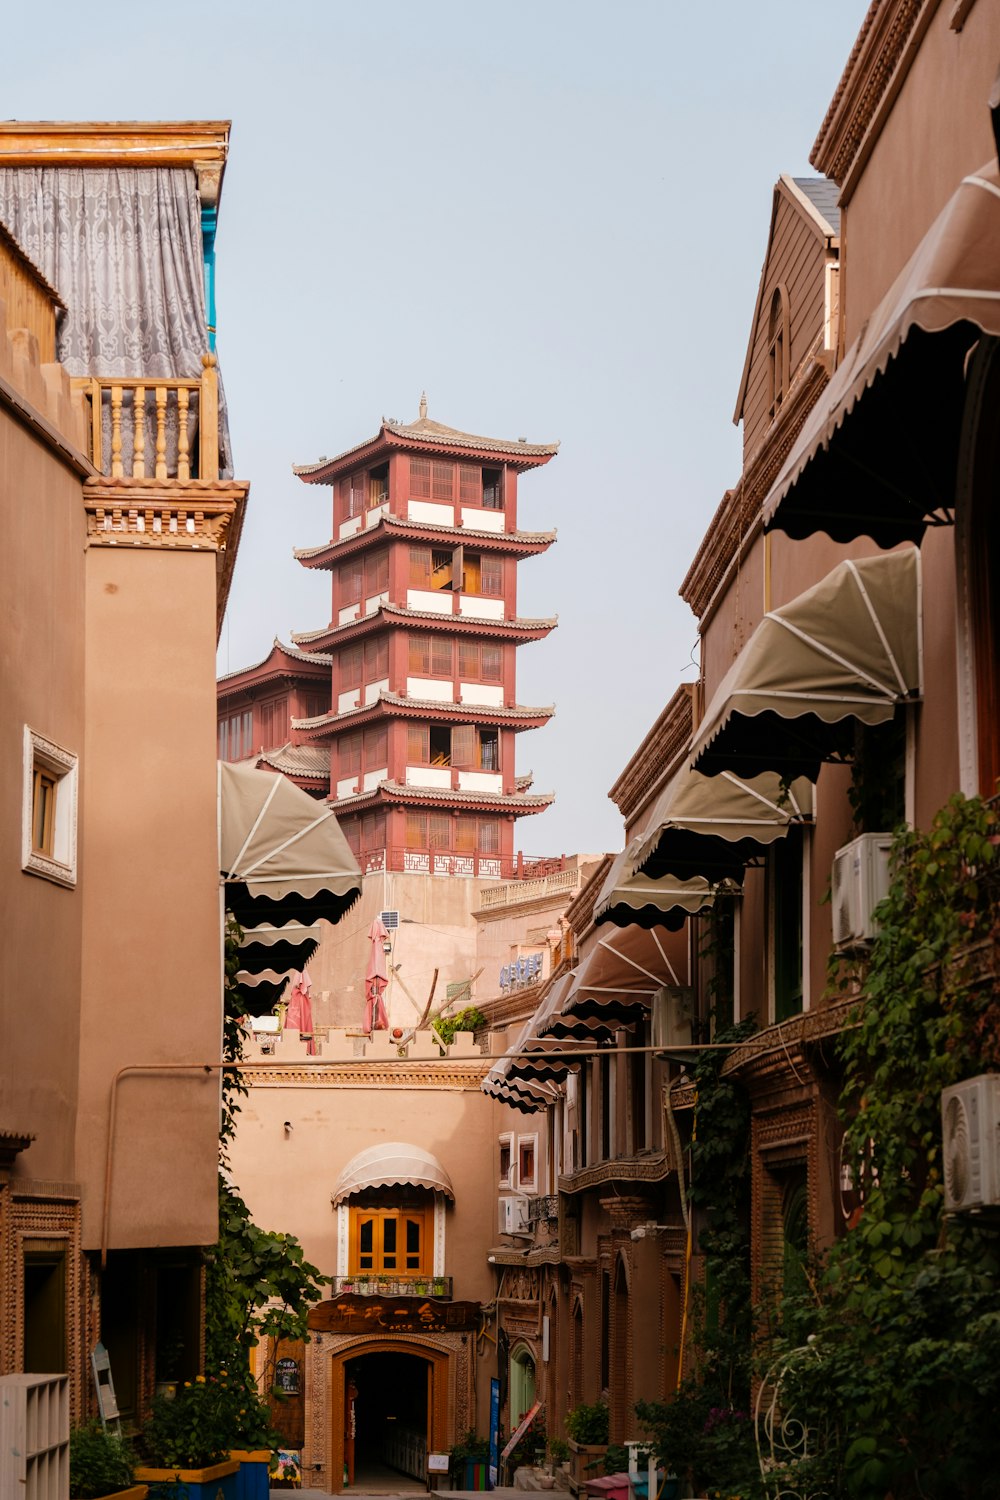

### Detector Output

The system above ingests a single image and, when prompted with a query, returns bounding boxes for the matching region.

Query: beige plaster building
[0,121,247,1423]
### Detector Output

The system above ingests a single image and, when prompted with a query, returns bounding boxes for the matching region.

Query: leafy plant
[200,921,327,1445]
[69,1423,135,1499]
[435,1005,487,1043]
[142,1375,241,1469]
[548,1437,570,1465]
[565,1400,608,1446]
[770,794,1000,1499]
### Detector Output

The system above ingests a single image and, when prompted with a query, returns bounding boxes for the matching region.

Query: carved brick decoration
[0,1184,84,1422]
[305,1328,473,1493]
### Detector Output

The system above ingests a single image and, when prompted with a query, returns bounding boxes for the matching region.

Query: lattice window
[340,645,363,690]
[409,547,431,586]
[339,733,362,774]
[365,549,389,595]
[431,462,454,501]
[459,464,481,504]
[364,635,389,680]
[410,458,431,498]
[481,556,503,596]
[339,557,364,604]
[479,817,500,855]
[364,726,387,769]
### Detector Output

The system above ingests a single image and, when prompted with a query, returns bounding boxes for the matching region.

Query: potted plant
[565,1401,609,1494]
[431,1275,447,1296]
[449,1428,490,1490]
[136,1377,240,1499]
[548,1437,570,1472]
[70,1423,146,1500]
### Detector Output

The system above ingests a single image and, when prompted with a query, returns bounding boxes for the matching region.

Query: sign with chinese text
[309,1294,480,1335]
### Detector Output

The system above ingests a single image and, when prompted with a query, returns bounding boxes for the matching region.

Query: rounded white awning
[331,1143,455,1205]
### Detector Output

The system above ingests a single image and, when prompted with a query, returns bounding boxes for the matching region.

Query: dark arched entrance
[346,1349,430,1488]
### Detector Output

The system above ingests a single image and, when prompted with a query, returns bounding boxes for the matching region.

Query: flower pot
[134,1458,239,1500]
[566,1440,608,1496]
[229,1450,272,1500]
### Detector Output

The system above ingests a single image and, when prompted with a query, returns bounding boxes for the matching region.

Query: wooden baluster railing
[154,386,167,480]
[177,387,191,482]
[132,385,146,478]
[88,379,102,469]
[199,352,220,481]
[110,385,124,477]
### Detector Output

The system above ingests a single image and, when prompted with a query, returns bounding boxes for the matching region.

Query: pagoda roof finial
[419,391,427,420]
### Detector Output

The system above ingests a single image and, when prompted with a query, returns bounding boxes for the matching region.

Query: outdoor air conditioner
[498,1195,530,1235]
[651,986,694,1051]
[941,1074,1000,1212]
[831,833,892,951]
[380,910,399,930]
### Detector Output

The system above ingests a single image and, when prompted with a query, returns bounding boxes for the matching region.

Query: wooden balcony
[72,353,221,481]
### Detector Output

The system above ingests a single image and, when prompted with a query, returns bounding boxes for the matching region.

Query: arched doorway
[329,1339,449,1495]
[508,1342,536,1429]
[346,1350,429,1488]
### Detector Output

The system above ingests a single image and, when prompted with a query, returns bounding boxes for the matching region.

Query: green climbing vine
[201,922,328,1441]
[772,794,1000,1500]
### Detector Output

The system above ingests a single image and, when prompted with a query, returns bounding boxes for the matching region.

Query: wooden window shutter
[409,633,430,673]
[341,645,363,689]
[428,813,451,850]
[364,726,387,769]
[350,471,367,516]
[459,464,481,504]
[407,724,429,763]
[455,815,477,852]
[366,549,389,594]
[432,462,454,501]
[481,556,503,596]
[452,724,476,769]
[431,636,453,676]
[482,645,502,681]
[405,810,427,848]
[340,733,362,773]
[452,544,465,591]
[409,547,431,586]
[479,817,500,854]
[410,458,431,498]
[341,817,361,855]
[458,640,478,678]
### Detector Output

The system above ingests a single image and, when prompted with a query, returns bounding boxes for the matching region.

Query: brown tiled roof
[329,780,554,815]
[291,604,557,651]
[256,743,330,779]
[217,637,332,686]
[293,402,559,483]
[292,692,554,737]
[294,515,557,569]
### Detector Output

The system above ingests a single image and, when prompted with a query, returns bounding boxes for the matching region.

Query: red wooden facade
[292,401,558,873]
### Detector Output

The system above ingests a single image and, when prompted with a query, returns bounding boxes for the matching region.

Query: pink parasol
[285,968,316,1055]
[364,918,390,1031]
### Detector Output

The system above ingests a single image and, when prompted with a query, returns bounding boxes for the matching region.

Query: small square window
[22,728,78,888]
[517,1135,537,1192]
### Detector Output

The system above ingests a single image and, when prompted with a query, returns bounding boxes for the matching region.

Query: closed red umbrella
[285,968,316,1055]
[364,918,390,1031]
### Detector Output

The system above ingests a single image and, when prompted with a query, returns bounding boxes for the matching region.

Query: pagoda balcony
[72,353,222,482]
[355,846,567,881]
[330,1273,453,1299]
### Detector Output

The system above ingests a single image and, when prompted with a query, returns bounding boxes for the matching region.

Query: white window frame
[516,1132,538,1192]
[498,1131,515,1190]
[22,727,78,888]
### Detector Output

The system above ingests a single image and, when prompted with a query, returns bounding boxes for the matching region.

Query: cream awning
[219,762,361,928]
[593,848,717,930]
[556,923,683,1028]
[483,977,581,1103]
[331,1143,455,1204]
[691,549,922,780]
[237,923,323,974]
[762,165,1000,547]
[629,763,813,882]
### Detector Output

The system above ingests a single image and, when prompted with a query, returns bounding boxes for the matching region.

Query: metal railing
[526,1193,559,1225]
[329,1273,452,1298]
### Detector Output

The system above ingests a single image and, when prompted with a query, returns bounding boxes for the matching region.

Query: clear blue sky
[7,0,868,856]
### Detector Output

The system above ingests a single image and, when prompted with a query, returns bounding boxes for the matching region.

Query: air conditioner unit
[380,910,399,930]
[498,1194,530,1235]
[651,986,694,1051]
[941,1074,1000,1212]
[831,833,892,951]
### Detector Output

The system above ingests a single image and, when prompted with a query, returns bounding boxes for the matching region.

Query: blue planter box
[230,1451,272,1500]
[135,1459,239,1500]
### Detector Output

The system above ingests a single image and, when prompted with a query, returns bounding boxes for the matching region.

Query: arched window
[508,1343,536,1428]
[767,285,790,422]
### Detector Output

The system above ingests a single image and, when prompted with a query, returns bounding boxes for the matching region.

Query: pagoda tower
[291,398,558,876]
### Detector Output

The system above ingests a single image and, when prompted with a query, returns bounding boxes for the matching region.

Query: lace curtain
[0,165,231,475]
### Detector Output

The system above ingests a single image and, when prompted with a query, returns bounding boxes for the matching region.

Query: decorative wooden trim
[559,1151,671,1196]
[246,1061,489,1089]
[720,994,859,1078]
[811,0,942,196]
[0,122,230,204]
